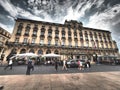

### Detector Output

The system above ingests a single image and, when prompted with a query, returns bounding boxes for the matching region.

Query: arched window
[20,49,26,54]
[46,49,51,54]
[54,50,59,54]
[38,50,43,55]
[29,49,35,53]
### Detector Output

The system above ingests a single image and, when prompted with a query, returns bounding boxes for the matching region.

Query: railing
[5,42,118,50]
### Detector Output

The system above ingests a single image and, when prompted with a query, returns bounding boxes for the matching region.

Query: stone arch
[20,48,26,54]
[54,49,59,54]
[46,49,51,54]
[38,49,43,55]
[29,49,35,53]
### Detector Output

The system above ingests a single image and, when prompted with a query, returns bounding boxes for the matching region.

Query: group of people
[54,59,91,71]
[4,57,35,75]
[3,56,91,75]
[78,60,91,70]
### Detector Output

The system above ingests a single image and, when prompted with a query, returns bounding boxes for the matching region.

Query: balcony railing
[5,42,117,51]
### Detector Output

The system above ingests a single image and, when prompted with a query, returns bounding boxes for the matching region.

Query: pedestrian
[78,60,81,70]
[86,60,91,68]
[31,59,35,71]
[26,60,33,75]
[62,58,68,70]
[54,59,58,71]
[80,60,84,70]
[4,58,13,70]
[0,54,4,65]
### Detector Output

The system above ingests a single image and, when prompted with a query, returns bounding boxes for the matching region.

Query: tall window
[25,29,29,35]
[31,38,36,44]
[40,39,44,45]
[48,40,51,45]
[62,40,65,46]
[33,30,37,35]
[55,40,58,46]
[15,38,19,43]
[81,41,84,47]
[86,41,89,47]
[23,38,28,43]
[69,41,72,47]
[101,43,104,48]
[75,41,78,47]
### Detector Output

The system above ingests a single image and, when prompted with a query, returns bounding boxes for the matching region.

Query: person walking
[80,60,84,70]
[4,58,13,70]
[78,60,81,70]
[54,59,59,71]
[0,54,4,65]
[86,60,91,68]
[62,58,68,70]
[26,60,33,75]
[31,58,35,71]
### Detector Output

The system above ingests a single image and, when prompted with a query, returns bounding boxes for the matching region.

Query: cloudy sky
[0,0,120,51]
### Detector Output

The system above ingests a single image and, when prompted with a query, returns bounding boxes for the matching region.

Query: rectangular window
[23,38,28,43]
[32,38,35,44]
[33,31,37,35]
[75,42,78,47]
[48,40,51,45]
[40,39,44,45]
[101,43,104,48]
[55,40,58,46]
[69,41,72,47]
[15,38,19,43]
[62,40,65,46]
[25,30,29,34]
[81,41,84,47]
[86,41,89,47]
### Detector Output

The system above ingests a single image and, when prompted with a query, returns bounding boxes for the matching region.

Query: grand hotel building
[5,18,119,62]
[0,27,11,59]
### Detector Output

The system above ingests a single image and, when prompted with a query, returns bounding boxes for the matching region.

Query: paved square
[0,65,120,90]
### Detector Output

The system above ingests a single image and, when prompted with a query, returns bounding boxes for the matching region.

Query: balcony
[16,32,21,36]
[24,33,29,36]
[48,34,52,38]
[55,35,59,39]
[68,36,72,40]
[62,35,66,39]
[22,42,28,46]
[80,38,83,41]
[40,34,45,38]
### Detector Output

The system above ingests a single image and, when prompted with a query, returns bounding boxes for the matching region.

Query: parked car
[66,59,87,68]
[17,60,26,65]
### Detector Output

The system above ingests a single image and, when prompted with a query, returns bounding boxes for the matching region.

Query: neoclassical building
[0,27,11,59]
[5,18,119,62]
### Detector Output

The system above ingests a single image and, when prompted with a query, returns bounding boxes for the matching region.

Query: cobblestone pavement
[0,64,120,90]
[0,64,120,75]
[0,71,120,90]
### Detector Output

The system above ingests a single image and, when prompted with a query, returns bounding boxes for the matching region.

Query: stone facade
[0,27,11,60]
[4,18,119,62]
